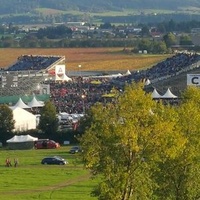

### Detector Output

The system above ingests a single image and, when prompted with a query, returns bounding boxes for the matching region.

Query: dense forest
[0,0,199,15]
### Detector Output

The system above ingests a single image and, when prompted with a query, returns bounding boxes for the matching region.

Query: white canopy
[161,88,178,99]
[7,134,38,143]
[125,70,131,75]
[145,79,151,85]
[151,88,162,99]
[11,107,37,131]
[12,98,30,109]
[28,96,44,108]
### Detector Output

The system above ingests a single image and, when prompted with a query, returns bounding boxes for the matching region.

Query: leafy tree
[168,19,176,32]
[163,32,177,48]
[137,39,151,52]
[19,35,39,48]
[155,86,200,199]
[38,100,58,136]
[179,34,193,46]
[152,41,167,54]
[99,22,113,29]
[140,25,150,37]
[80,82,185,200]
[0,104,15,144]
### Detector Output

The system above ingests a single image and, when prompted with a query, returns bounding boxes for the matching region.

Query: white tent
[28,96,44,108]
[6,134,38,150]
[125,70,131,75]
[12,98,30,109]
[145,79,151,85]
[151,88,162,99]
[161,88,178,99]
[11,107,37,131]
[7,135,38,143]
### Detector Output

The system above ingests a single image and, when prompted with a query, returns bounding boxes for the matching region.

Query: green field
[0,146,98,200]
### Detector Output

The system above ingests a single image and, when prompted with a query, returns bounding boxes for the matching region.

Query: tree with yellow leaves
[80,82,186,200]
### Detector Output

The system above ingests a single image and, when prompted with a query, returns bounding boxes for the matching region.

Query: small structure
[28,96,44,108]
[161,88,178,99]
[11,98,30,109]
[6,135,38,150]
[151,88,162,99]
[55,65,72,82]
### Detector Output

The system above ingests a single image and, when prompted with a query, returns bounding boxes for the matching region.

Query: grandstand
[0,54,65,97]
[144,55,200,96]
[1,51,200,108]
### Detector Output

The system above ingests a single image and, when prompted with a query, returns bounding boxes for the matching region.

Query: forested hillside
[0,0,199,15]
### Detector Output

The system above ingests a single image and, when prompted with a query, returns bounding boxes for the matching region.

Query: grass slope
[0,146,97,200]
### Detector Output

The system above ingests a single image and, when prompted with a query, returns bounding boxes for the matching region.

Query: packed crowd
[130,52,200,82]
[6,55,62,71]
[47,77,118,114]
[47,52,200,114]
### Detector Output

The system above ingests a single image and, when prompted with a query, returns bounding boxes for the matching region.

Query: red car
[34,139,60,149]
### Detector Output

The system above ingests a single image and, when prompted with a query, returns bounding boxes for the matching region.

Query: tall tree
[163,32,177,48]
[0,104,15,144]
[179,34,193,45]
[155,86,200,199]
[80,82,185,200]
[38,100,58,136]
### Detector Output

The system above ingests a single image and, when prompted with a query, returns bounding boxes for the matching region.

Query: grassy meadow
[0,146,98,200]
[0,48,170,71]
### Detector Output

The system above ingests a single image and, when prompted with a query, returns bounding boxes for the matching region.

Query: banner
[55,65,66,81]
[187,74,200,86]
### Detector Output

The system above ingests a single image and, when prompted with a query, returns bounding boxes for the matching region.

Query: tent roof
[7,135,38,143]
[145,79,151,85]
[28,96,44,107]
[12,98,30,109]
[125,70,131,75]
[11,106,36,120]
[151,88,162,99]
[161,88,178,99]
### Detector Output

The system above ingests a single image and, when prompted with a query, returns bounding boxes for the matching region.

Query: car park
[69,146,82,154]
[41,156,67,165]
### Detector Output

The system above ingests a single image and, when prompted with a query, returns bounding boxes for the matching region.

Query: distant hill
[0,0,199,15]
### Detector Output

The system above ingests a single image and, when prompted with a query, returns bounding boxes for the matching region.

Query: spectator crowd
[6,55,62,72]
[46,52,200,114]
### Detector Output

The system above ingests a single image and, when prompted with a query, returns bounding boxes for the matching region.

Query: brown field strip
[0,48,170,71]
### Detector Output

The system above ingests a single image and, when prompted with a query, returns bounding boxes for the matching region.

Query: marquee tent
[11,107,37,132]
[125,70,131,75]
[6,134,38,150]
[161,88,178,99]
[28,96,44,108]
[12,98,30,109]
[151,88,162,99]
[145,79,151,86]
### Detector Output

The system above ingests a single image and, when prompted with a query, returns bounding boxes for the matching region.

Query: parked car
[69,146,82,154]
[35,139,60,149]
[41,156,67,165]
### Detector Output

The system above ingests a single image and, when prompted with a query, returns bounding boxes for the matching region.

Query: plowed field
[0,48,169,71]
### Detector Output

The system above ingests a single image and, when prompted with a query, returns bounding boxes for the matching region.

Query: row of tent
[10,96,44,109]
[152,88,178,99]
